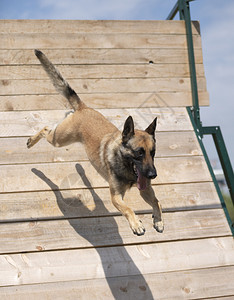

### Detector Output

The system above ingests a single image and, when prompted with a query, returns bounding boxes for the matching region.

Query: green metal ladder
[167,0,234,234]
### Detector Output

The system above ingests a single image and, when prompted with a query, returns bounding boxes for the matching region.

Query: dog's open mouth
[133,164,147,191]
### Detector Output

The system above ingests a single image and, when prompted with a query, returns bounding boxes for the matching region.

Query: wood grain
[0,156,212,193]
[0,237,233,286]
[0,20,200,34]
[0,209,230,254]
[0,91,210,111]
[0,33,202,49]
[0,182,221,222]
[0,77,207,95]
[0,48,204,65]
[0,64,205,80]
[0,266,233,300]
[0,107,193,137]
[0,131,202,165]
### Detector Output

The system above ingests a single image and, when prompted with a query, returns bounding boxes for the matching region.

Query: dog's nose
[147,169,157,179]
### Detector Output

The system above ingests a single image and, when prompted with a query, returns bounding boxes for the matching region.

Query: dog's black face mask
[121,116,157,190]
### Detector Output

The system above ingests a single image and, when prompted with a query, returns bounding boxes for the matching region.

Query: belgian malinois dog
[27,50,164,235]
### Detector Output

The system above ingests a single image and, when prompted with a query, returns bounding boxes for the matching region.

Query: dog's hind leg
[27,126,52,148]
[27,112,80,149]
[27,123,78,149]
[140,185,164,233]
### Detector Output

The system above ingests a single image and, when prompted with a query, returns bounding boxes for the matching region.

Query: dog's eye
[134,148,145,160]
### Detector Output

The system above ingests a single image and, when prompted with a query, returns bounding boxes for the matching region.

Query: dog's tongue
[136,168,147,191]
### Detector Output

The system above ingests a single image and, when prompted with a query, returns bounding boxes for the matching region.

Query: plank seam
[0,234,232,256]
[0,264,234,290]
[0,206,223,224]
[0,47,203,51]
[0,60,205,65]
[0,76,206,80]
[0,180,215,195]
[0,131,201,138]
[0,129,198,138]
[0,154,205,166]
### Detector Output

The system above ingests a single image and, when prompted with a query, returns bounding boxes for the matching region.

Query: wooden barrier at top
[0,20,209,111]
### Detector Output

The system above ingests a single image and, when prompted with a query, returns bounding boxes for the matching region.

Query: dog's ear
[122,116,135,144]
[145,117,157,137]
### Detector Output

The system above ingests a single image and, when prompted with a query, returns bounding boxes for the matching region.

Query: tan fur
[27,50,164,235]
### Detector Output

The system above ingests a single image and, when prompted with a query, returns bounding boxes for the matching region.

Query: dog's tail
[34,49,83,110]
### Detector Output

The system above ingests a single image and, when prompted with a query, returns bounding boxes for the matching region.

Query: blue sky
[1,0,234,168]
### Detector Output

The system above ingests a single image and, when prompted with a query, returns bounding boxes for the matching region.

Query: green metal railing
[167,0,234,231]
[167,0,202,134]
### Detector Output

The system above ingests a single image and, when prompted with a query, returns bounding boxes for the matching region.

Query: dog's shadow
[32,164,154,299]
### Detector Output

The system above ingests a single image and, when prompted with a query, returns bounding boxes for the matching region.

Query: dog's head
[121,116,157,191]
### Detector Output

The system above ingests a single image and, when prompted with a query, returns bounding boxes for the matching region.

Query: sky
[0,0,234,169]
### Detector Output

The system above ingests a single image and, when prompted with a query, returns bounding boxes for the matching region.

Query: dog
[27,50,164,235]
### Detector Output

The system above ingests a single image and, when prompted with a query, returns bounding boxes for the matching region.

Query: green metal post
[178,0,202,134]
[167,1,234,231]
[203,126,234,205]
[166,1,179,20]
[187,108,234,234]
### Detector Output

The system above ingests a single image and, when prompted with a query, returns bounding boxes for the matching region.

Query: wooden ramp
[0,20,233,299]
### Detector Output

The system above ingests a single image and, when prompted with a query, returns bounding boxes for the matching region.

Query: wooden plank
[0,63,205,80]
[0,33,202,49]
[0,91,210,111]
[211,298,234,300]
[0,182,221,222]
[0,156,212,193]
[0,209,230,254]
[0,48,204,65]
[0,20,200,34]
[0,107,194,137]
[0,131,202,165]
[0,77,207,95]
[0,237,233,286]
[0,266,233,299]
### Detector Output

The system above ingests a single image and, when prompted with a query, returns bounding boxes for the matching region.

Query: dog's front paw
[130,219,145,236]
[154,220,164,233]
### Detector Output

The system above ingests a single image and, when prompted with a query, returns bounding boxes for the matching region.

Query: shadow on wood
[31,164,154,299]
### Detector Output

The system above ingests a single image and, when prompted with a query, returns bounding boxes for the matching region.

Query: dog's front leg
[110,188,145,236]
[140,185,164,233]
